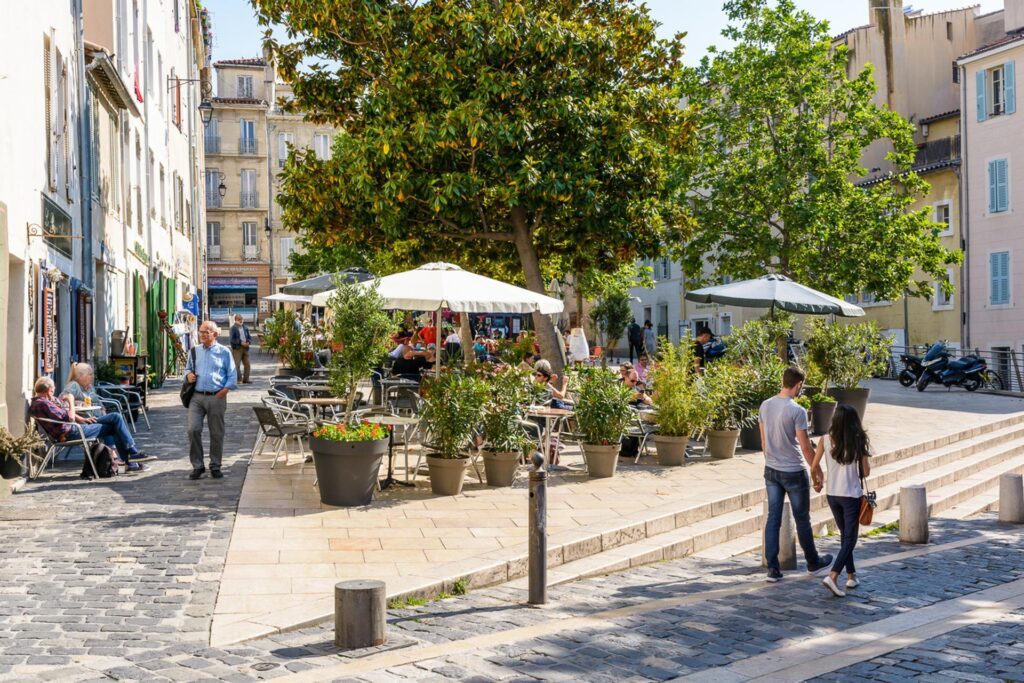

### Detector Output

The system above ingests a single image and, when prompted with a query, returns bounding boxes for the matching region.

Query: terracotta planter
[706,428,740,459]
[654,434,688,466]
[482,450,520,487]
[310,436,388,507]
[810,400,837,436]
[582,443,621,478]
[1,454,24,480]
[826,387,870,421]
[739,424,761,451]
[427,455,471,496]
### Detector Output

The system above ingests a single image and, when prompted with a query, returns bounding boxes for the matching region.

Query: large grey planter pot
[582,443,621,478]
[427,455,471,496]
[654,435,688,466]
[1,454,24,479]
[706,429,740,460]
[739,424,761,451]
[482,450,520,487]
[810,400,837,436]
[310,436,388,507]
[826,387,870,421]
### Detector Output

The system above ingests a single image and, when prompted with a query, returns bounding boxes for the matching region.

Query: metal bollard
[761,500,797,570]
[899,485,929,544]
[528,452,547,605]
[998,473,1024,523]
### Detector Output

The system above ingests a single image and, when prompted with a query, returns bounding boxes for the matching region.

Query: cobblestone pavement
[3,359,1024,682]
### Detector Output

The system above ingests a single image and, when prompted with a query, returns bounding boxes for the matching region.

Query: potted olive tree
[574,367,634,478]
[806,320,891,420]
[309,280,396,506]
[648,340,697,466]
[0,425,41,480]
[697,361,750,459]
[421,372,489,495]
[479,366,532,486]
[263,309,315,377]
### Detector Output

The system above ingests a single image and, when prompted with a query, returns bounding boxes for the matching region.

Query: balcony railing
[914,135,960,169]
[207,195,222,209]
[205,135,220,153]
[208,244,221,259]
[239,137,258,155]
[243,244,260,260]
[240,191,258,208]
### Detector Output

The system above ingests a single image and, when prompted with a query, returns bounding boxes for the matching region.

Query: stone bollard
[335,580,386,649]
[899,485,929,544]
[762,500,797,570]
[998,473,1024,524]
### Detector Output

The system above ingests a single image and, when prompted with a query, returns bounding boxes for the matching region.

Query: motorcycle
[933,355,990,392]
[915,342,953,392]
[899,341,947,387]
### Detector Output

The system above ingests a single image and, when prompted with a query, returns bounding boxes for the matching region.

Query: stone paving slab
[216,380,1024,644]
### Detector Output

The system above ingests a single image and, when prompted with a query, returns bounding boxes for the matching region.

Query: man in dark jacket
[229,314,252,384]
[626,319,643,363]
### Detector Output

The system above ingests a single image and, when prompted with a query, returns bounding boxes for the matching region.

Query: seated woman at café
[391,344,436,380]
[618,361,639,388]
[531,360,570,408]
[62,363,107,415]
[635,353,651,384]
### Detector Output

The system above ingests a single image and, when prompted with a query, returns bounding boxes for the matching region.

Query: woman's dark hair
[828,404,870,466]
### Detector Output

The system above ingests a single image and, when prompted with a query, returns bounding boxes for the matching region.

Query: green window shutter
[1006,60,1016,114]
[977,70,988,122]
[988,160,998,212]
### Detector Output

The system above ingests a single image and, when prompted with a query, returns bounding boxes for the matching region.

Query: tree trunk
[459,314,474,365]
[511,207,565,378]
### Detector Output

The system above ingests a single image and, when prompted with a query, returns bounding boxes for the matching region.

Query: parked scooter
[915,342,953,391]
[899,341,948,387]
[929,355,990,392]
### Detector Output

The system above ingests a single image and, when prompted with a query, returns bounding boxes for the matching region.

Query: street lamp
[198,99,214,127]
[217,171,226,198]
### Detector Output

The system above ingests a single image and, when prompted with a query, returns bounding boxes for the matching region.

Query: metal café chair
[30,418,102,480]
[251,406,309,469]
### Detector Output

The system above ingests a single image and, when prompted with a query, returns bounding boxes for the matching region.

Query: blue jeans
[827,495,860,575]
[81,413,137,463]
[764,466,822,571]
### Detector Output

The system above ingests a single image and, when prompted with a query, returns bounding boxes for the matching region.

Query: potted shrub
[0,425,41,480]
[648,339,697,466]
[310,280,396,506]
[479,366,532,486]
[736,358,786,451]
[795,394,812,415]
[806,320,891,420]
[809,392,837,436]
[697,361,751,459]
[421,371,489,495]
[573,367,634,478]
[263,309,315,377]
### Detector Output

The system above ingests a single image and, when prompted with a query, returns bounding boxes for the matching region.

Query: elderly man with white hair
[183,320,237,480]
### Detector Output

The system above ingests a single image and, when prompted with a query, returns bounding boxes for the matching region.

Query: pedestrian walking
[812,404,871,597]
[759,366,833,582]
[642,320,658,358]
[184,321,237,480]
[627,319,643,363]
[229,314,253,384]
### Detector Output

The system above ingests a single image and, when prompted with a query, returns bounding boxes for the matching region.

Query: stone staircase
[503,414,1024,590]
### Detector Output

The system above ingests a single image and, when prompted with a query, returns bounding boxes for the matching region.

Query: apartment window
[946,21,953,41]
[240,169,257,207]
[934,201,952,236]
[313,133,332,160]
[205,116,219,153]
[643,307,652,325]
[243,222,259,260]
[109,112,120,212]
[988,158,1009,213]
[240,119,256,154]
[205,168,221,208]
[280,236,296,266]
[146,150,154,216]
[934,269,954,309]
[159,165,166,225]
[977,61,1016,121]
[88,90,101,200]
[990,251,1010,305]
[207,221,221,258]
[719,313,733,336]
[660,257,671,281]
[176,175,184,231]
[237,75,253,99]
[145,29,153,93]
[656,303,669,338]
[277,132,294,168]
[171,70,181,129]
[861,290,876,305]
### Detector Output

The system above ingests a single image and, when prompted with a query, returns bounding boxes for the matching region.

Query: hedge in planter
[479,365,532,486]
[0,425,42,480]
[421,371,489,495]
[736,357,786,451]
[573,367,634,478]
[648,339,698,465]
[806,320,891,420]
[696,361,753,459]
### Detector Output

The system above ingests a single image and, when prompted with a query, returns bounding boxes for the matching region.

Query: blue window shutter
[977,70,988,122]
[1002,252,1011,304]
[1006,60,1017,114]
[997,159,1010,212]
[988,160,998,212]
[991,252,1010,305]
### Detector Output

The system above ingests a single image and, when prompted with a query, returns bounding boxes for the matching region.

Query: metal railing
[913,135,960,168]
[883,344,1023,394]
[240,191,258,208]
[208,244,221,259]
[206,194,221,209]
[243,244,260,260]
[205,135,221,153]
[239,137,258,155]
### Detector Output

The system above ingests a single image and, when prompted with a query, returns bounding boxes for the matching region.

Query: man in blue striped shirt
[183,320,237,480]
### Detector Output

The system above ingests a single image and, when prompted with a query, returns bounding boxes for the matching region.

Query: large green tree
[683,0,959,300]
[253,0,694,373]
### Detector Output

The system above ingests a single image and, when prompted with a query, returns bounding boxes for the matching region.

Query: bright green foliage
[683,0,960,300]
[590,292,634,366]
[810,392,835,404]
[737,356,787,414]
[573,367,634,445]
[421,372,490,458]
[695,361,752,432]
[724,313,794,367]
[648,339,698,437]
[479,365,533,453]
[805,319,892,389]
[312,421,389,443]
[795,395,812,411]
[324,280,397,420]
[262,309,314,370]
[252,0,696,371]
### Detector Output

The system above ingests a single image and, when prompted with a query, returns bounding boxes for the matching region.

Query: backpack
[80,442,122,479]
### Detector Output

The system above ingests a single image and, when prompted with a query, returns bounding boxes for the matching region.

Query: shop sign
[42,196,73,257]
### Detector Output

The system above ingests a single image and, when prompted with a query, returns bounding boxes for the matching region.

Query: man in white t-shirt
[759,366,832,582]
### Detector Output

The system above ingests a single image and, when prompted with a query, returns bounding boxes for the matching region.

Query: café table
[379,377,420,409]
[525,406,574,467]
[291,384,334,399]
[298,397,350,421]
[74,404,104,415]
[364,414,421,487]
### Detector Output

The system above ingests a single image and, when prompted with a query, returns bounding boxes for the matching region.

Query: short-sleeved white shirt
[821,435,864,498]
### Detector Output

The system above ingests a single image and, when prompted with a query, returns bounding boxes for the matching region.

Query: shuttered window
[988,158,1009,213]
[990,251,1010,305]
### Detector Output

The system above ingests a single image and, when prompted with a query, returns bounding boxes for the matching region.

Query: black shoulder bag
[180,347,197,408]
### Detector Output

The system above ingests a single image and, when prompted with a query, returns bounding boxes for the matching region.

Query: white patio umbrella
[263,293,313,304]
[684,274,865,317]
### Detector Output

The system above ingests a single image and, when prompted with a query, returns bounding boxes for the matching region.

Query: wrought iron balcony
[239,191,258,208]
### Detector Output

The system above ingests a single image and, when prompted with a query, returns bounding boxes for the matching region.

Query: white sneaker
[846,577,860,589]
[822,575,846,597]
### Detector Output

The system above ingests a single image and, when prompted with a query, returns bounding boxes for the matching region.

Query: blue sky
[204,0,1003,68]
